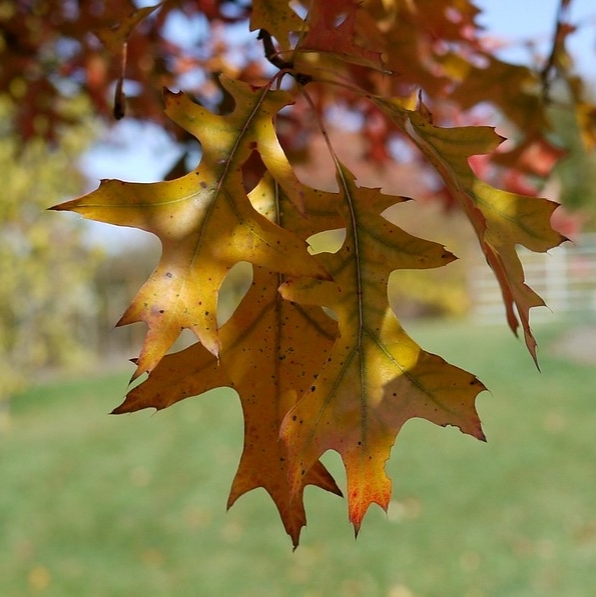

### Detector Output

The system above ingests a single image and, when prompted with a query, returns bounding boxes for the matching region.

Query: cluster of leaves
[0,0,250,142]
[43,0,595,545]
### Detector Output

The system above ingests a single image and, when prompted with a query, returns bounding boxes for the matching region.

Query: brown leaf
[113,175,342,547]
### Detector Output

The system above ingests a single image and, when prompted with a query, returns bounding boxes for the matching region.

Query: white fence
[470,233,596,324]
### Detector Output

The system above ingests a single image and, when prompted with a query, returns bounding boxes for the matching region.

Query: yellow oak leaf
[279,164,486,533]
[52,77,329,378]
[372,97,566,363]
[250,0,303,53]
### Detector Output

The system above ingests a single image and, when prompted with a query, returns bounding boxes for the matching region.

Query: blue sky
[477,0,595,74]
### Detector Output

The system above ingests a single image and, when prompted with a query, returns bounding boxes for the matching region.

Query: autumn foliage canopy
[6,0,595,546]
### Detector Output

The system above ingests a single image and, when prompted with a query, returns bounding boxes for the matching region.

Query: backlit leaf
[114,175,342,547]
[280,164,486,533]
[52,77,329,377]
[42,0,587,546]
[373,97,567,363]
[250,0,303,52]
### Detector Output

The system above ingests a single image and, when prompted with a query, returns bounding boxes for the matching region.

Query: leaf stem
[258,29,312,86]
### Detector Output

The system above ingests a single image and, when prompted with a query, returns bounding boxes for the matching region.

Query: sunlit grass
[1,321,594,596]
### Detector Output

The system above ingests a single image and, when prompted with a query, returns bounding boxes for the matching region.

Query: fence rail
[469,233,596,324]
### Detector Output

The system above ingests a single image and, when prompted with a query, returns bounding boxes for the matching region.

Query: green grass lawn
[1,321,595,597]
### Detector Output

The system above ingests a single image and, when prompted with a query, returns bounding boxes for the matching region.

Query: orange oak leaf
[296,0,385,71]
[221,177,343,547]
[52,77,329,378]
[279,164,486,533]
[221,263,342,548]
[113,175,343,547]
[112,342,227,414]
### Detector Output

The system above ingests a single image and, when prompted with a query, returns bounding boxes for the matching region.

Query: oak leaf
[443,54,547,137]
[295,0,386,71]
[373,98,566,363]
[52,77,329,378]
[279,164,486,533]
[250,0,303,53]
[113,175,343,547]
[46,0,577,546]
[94,3,161,55]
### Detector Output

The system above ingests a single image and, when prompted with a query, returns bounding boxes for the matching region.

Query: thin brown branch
[541,0,574,101]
